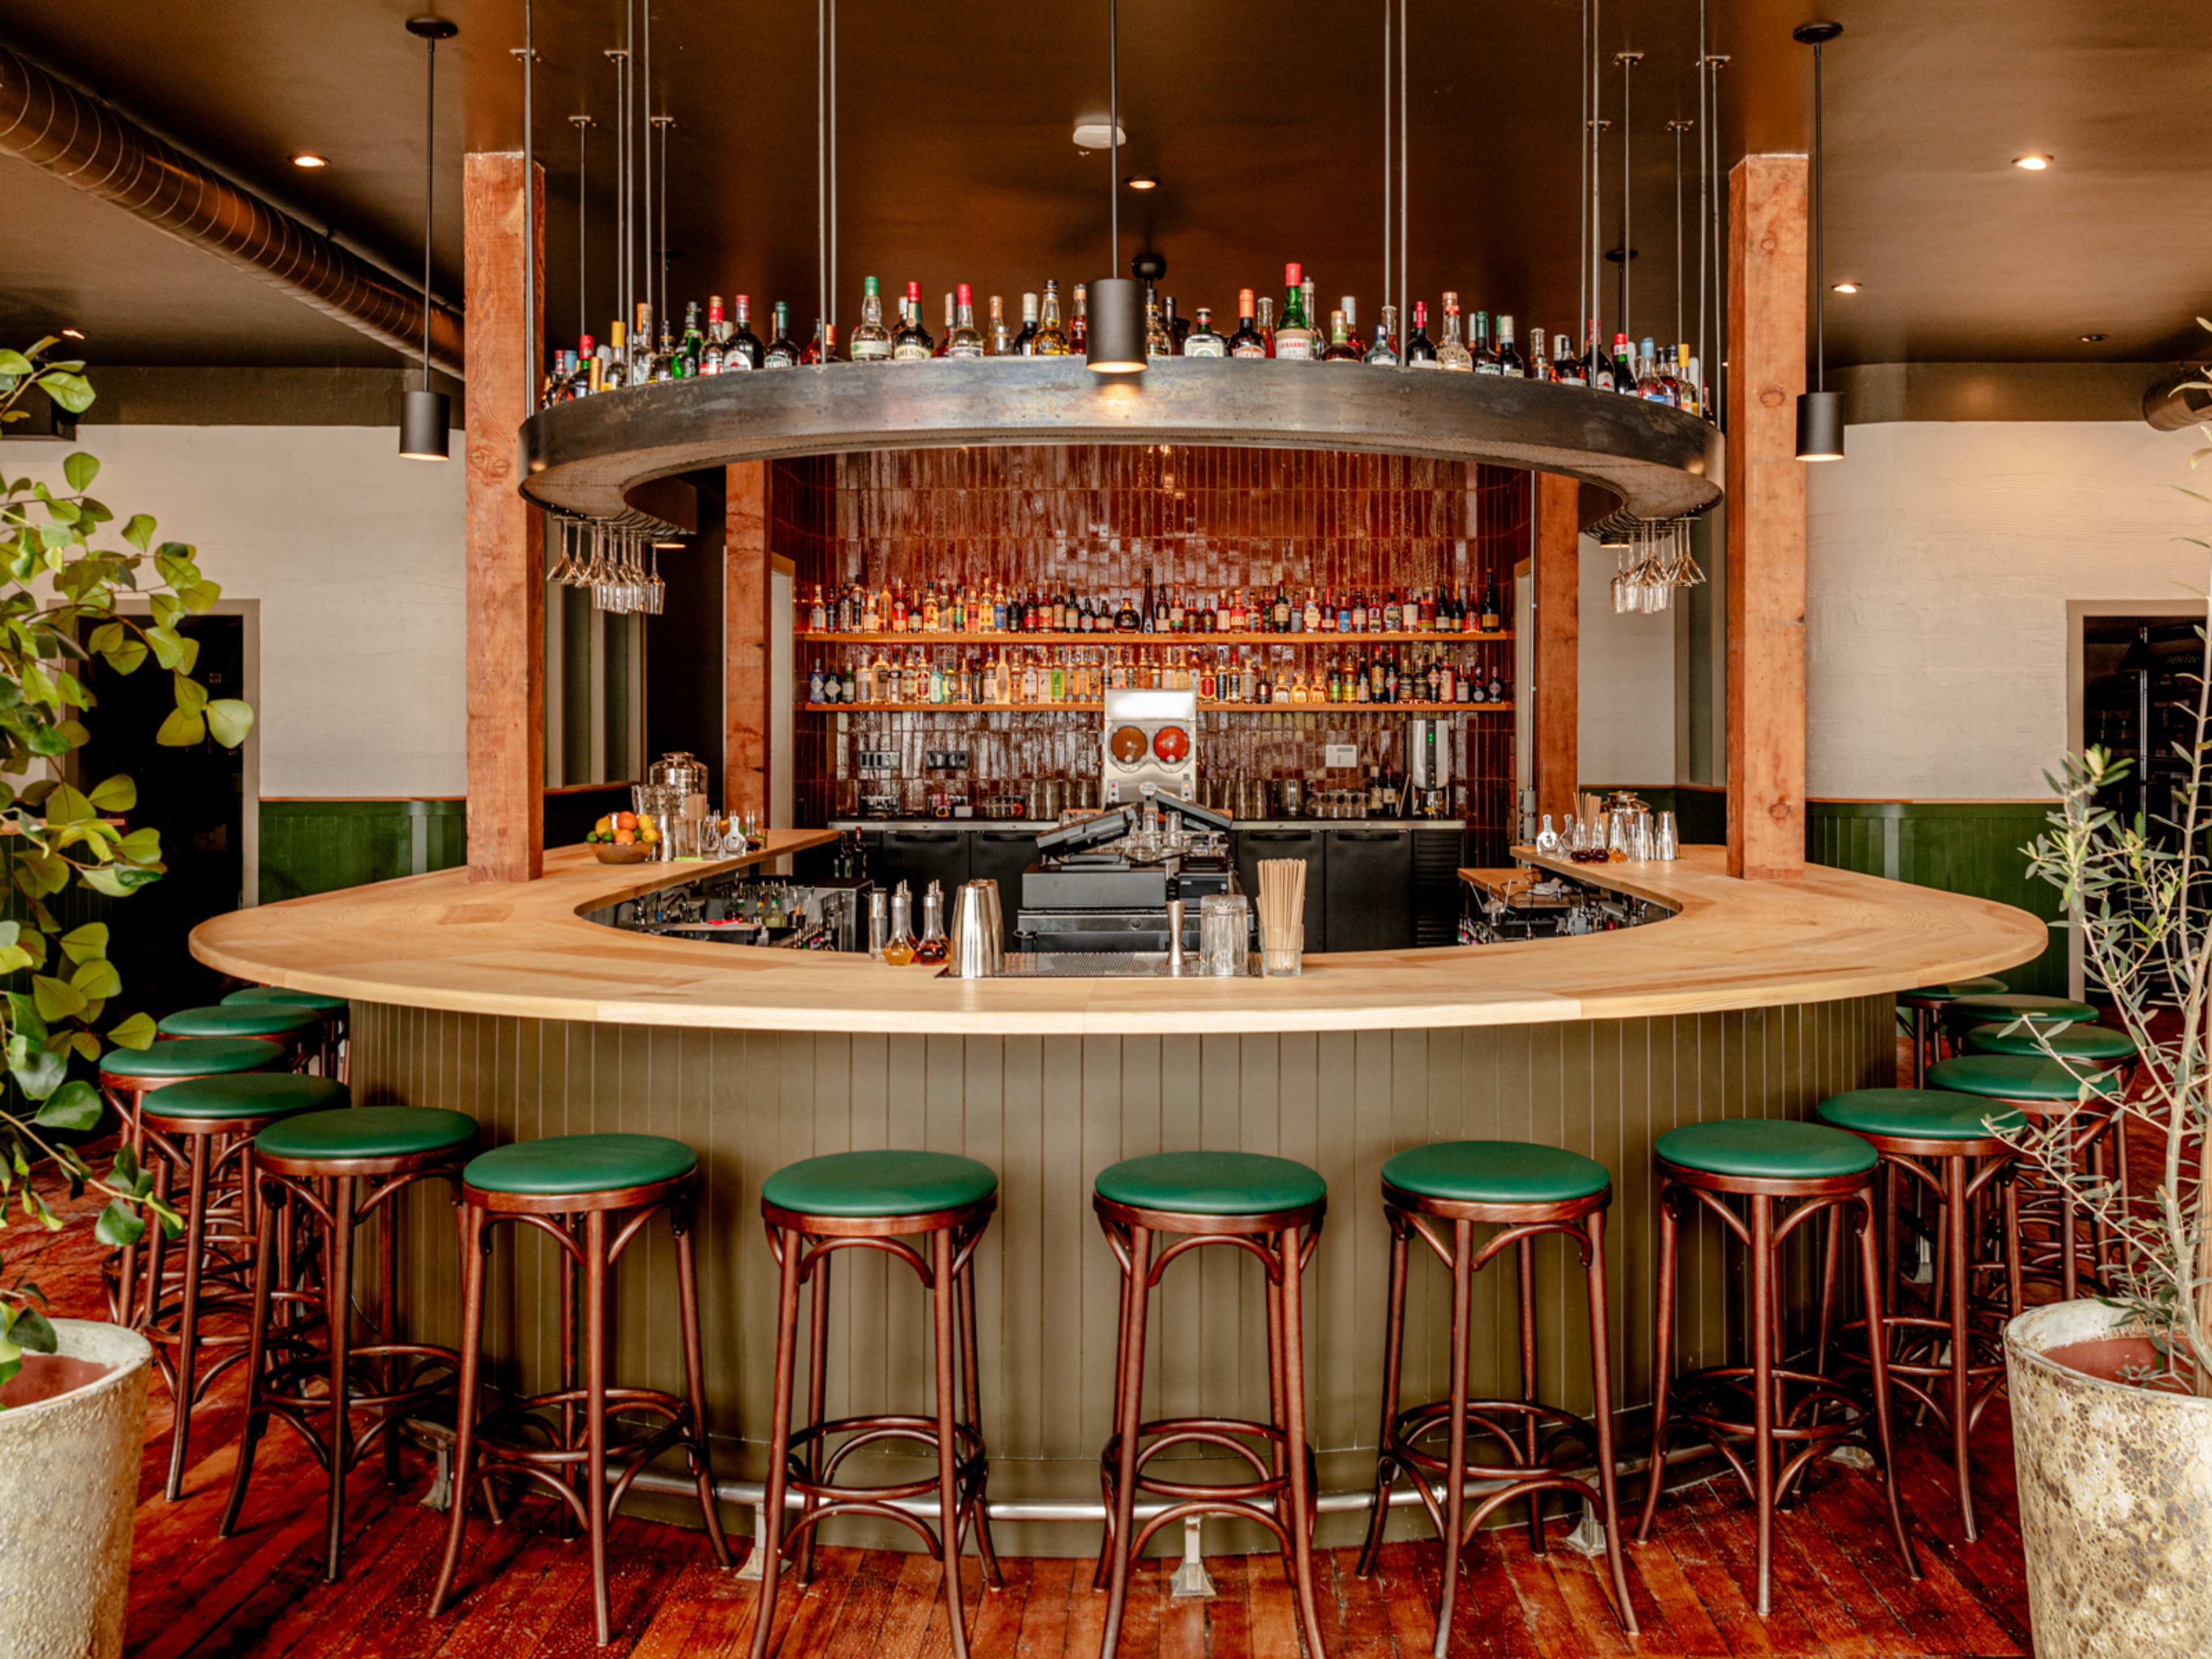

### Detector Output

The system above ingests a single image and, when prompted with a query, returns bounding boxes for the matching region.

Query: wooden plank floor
[16,1156,2037,1659]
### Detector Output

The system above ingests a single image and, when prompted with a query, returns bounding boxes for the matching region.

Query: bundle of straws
[1258,858,1308,960]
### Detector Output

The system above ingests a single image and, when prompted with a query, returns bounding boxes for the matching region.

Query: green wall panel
[258,799,467,902]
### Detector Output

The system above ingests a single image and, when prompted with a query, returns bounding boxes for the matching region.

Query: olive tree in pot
[0,340,253,1659]
[2002,408,2212,1659]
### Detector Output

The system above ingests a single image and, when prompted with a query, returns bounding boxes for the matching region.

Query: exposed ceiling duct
[2143,365,2212,432]
[0,43,464,376]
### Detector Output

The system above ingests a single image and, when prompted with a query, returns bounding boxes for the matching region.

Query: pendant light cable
[816,0,827,358]
[518,0,535,402]
[1396,0,1407,370]
[1812,37,1825,390]
[1578,0,1589,353]
[421,32,434,393]
[1696,0,1709,380]
[1618,51,1641,342]
[572,115,592,344]
[1109,0,1119,269]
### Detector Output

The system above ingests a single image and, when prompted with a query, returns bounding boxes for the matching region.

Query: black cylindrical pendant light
[1794,20,1843,463]
[1086,0,1145,373]
[400,15,458,460]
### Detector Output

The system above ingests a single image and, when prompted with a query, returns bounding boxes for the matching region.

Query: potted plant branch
[2000,374,2212,1659]
[0,339,255,1659]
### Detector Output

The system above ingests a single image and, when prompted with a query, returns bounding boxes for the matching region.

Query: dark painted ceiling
[1,1,2205,374]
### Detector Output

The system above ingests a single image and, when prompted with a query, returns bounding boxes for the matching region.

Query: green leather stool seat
[142,1072,348,1121]
[1962,1022,2135,1064]
[257,1105,476,1163]
[158,1002,324,1040]
[222,986,349,1014]
[1095,1151,1327,1217]
[1942,993,2098,1028]
[1816,1089,2025,1141]
[101,1037,284,1080]
[1382,1140,1609,1206]
[464,1132,697,1196]
[1927,1054,2123,1105]
[1899,976,2009,1003]
[763,1149,999,1218]
[1654,1119,1877,1182]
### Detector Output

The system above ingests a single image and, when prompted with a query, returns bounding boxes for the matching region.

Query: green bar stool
[1353,1141,1637,1648]
[747,1151,1002,1659]
[219,1105,476,1580]
[160,1000,325,1070]
[1092,1152,1330,1659]
[432,1133,730,1647]
[1634,1119,1918,1616]
[137,1071,349,1501]
[1961,1021,2136,1068]
[1815,1090,2025,1541]
[222,986,350,1080]
[1938,993,2099,1044]
[1896,977,2008,1086]
[1929,1054,2126,1300]
[97,1036,286,1330]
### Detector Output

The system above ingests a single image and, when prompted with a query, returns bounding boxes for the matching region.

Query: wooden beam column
[1725,153,1810,881]
[463,151,545,882]
[723,461,771,820]
[1533,471,1580,825]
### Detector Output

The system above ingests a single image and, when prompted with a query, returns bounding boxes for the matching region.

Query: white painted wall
[1577,532,1679,783]
[1806,421,2207,799]
[13,426,464,798]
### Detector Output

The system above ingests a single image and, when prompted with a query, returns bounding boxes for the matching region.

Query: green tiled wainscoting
[1805,800,2064,994]
[259,786,632,902]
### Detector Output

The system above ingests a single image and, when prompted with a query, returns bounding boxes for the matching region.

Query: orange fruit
[613,827,635,845]
[615,811,638,831]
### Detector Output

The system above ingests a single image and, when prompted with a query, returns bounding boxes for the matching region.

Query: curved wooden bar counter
[190,843,2044,1554]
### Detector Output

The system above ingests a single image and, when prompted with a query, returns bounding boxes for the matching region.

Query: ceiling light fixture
[2013,153,2051,171]
[399,16,457,461]
[58,327,85,341]
[291,151,328,169]
[2080,332,2107,342]
[1124,175,1157,191]
[1831,281,1860,294]
[1794,21,1845,463]
[1086,0,1145,374]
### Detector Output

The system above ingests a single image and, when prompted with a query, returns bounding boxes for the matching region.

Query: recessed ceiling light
[292,151,329,168]
[58,327,85,340]
[1125,175,1158,191]
[2013,154,2051,171]
[2080,332,2107,342]
[1831,281,1861,294]
[1071,121,1127,151]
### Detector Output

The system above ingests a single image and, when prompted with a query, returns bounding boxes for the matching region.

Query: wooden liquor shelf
[797,630,1514,647]
[803,700,1515,714]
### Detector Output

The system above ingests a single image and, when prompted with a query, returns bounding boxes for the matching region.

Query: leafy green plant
[0,339,254,1392]
[2006,331,2212,1394]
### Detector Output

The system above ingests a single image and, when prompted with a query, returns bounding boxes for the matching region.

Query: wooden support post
[463,151,545,882]
[1533,471,1580,827]
[1725,153,1809,881]
[723,461,771,820]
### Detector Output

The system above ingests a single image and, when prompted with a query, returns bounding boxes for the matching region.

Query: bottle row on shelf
[807,642,1509,710]
[803,574,1507,638]
[537,263,1712,420]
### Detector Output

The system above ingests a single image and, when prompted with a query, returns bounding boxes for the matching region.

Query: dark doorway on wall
[77,613,248,1019]
[2082,617,2200,841]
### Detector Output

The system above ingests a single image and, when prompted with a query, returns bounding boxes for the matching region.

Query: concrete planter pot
[2006,1300,2212,1659]
[0,1319,150,1659]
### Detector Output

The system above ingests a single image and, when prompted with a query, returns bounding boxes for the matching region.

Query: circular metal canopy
[517,359,1723,525]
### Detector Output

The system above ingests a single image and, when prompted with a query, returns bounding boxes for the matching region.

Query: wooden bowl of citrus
[586,811,660,863]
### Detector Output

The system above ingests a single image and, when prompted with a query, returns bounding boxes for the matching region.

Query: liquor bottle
[1273,263,1318,361]
[1184,306,1226,357]
[1495,315,1525,377]
[1405,302,1438,366]
[1340,297,1365,355]
[945,284,985,358]
[1272,584,1293,632]
[892,283,934,359]
[728,296,764,370]
[629,302,656,385]
[1436,293,1473,370]
[1688,353,1711,421]
[1635,337,1664,400]
[1589,324,1615,391]
[1257,295,1277,354]
[986,295,1014,357]
[1034,280,1070,354]
[1552,332,1582,386]
[1612,332,1635,392]
[1527,327,1550,382]
[1480,577,1502,633]
[700,298,727,374]
[1301,275,1321,349]
[1162,296,1185,351]
[850,278,892,362]
[937,292,956,357]
[765,302,801,368]
[652,315,679,381]
[1070,283,1089,354]
[1471,310,1501,374]
[1321,310,1361,363]
[1012,293,1040,355]
[801,320,835,365]
[1145,290,1174,358]
[1364,303,1400,365]
[1228,290,1266,358]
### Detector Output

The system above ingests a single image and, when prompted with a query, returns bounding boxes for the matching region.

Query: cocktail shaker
[949,880,1004,979]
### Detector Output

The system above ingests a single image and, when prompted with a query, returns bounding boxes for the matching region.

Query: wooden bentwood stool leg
[1093,1195,1330,1659]
[745,1195,1001,1659]
[430,1169,731,1646]
[217,1142,469,1578]
[1634,1159,1919,1617]
[1354,1185,1637,1649]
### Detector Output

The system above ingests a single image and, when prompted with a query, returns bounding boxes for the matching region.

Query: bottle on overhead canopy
[1145,289,1174,358]
[1012,292,1040,354]
[1552,332,1583,386]
[1183,306,1226,357]
[1321,309,1361,363]
[1272,263,1318,361]
[1364,302,1400,365]
[986,295,1014,357]
[727,296,764,370]
[1495,315,1525,377]
[1404,301,1438,366]
[892,283,934,360]
[1070,283,1089,354]
[1436,293,1472,370]
[1471,310,1501,374]
[1228,290,1266,358]
[1526,326,1549,382]
[849,278,892,362]
[1033,281,1070,354]
[699,298,726,375]
[945,285,986,358]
